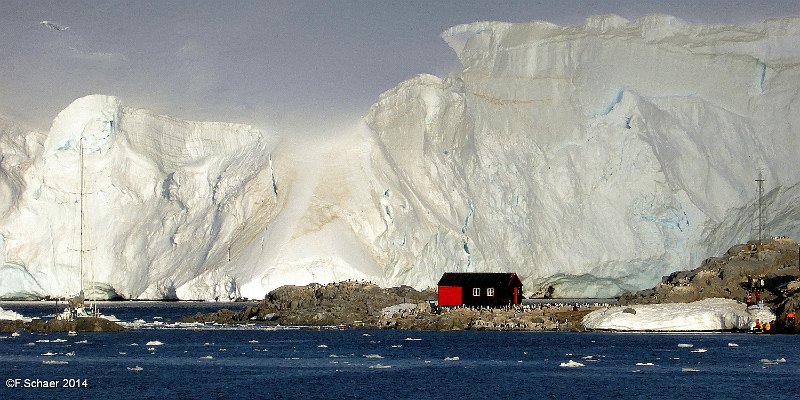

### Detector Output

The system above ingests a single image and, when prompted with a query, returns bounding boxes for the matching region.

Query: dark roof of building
[437,272,522,287]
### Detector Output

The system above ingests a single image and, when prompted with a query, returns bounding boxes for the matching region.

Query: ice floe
[560,360,585,368]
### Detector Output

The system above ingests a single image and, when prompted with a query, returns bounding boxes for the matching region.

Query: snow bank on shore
[582,298,775,331]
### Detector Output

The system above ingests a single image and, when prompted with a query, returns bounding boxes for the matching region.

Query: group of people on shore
[744,275,767,306]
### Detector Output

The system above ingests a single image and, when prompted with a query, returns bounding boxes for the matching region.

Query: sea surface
[0,302,798,399]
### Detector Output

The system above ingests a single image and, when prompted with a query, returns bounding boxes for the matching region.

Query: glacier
[1,14,799,300]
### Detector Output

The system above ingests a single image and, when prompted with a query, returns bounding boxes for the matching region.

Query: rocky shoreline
[181,238,800,333]
[2,239,798,333]
[178,280,605,331]
[619,237,800,333]
[0,317,125,333]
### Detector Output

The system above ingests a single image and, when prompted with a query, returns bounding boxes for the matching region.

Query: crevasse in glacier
[1,15,799,299]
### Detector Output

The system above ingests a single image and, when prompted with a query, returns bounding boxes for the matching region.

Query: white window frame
[472,287,480,297]
[486,287,495,297]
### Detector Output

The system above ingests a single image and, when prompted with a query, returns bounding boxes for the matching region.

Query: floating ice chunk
[635,362,655,366]
[145,340,164,346]
[727,343,739,347]
[678,344,694,348]
[369,364,392,369]
[682,368,700,372]
[0,307,32,322]
[52,338,67,343]
[127,366,143,372]
[101,314,121,322]
[560,360,585,368]
[318,344,328,348]
[42,360,69,365]
[364,354,383,359]
[690,349,707,353]
[200,355,214,360]
[760,358,786,365]
[65,351,75,356]
[36,339,50,343]
[444,356,460,361]
[249,340,259,343]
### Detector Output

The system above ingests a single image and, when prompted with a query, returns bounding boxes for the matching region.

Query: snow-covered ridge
[2,14,800,300]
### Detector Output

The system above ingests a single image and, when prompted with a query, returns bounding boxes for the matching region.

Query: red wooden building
[437,272,523,307]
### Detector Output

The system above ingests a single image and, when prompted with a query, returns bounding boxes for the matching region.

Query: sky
[1,0,798,133]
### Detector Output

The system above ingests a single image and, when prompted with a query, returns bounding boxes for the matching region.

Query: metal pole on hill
[755,173,766,244]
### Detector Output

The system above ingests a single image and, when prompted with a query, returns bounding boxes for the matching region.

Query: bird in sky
[40,20,69,31]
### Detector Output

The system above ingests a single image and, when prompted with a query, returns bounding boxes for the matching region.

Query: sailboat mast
[79,136,85,297]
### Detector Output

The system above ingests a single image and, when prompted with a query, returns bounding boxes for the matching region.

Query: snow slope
[582,298,776,331]
[1,15,800,299]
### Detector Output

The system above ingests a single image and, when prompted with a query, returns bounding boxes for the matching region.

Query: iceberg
[1,15,800,300]
[581,298,776,331]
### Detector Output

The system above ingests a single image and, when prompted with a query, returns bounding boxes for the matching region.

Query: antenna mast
[755,173,766,243]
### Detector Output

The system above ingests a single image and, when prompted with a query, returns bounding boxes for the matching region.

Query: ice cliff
[1,15,799,300]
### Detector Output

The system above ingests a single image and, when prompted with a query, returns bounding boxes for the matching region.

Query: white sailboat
[57,136,99,321]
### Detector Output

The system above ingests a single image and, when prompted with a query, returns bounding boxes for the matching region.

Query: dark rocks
[1,317,125,333]
[180,281,436,327]
[622,238,800,306]
[179,280,601,331]
[620,237,800,333]
[0,320,26,333]
[181,281,594,331]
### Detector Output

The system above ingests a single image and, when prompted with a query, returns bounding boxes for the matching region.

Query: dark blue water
[1,303,799,399]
